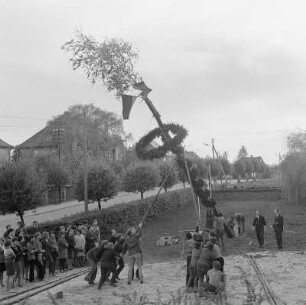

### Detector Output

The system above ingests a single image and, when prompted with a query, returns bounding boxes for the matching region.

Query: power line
[0,125,42,128]
[0,114,48,121]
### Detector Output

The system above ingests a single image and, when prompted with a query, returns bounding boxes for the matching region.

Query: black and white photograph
[1,1,306,304]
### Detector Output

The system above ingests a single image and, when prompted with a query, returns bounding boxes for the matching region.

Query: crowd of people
[0,206,284,297]
[184,206,284,295]
[184,219,226,295]
[0,219,144,293]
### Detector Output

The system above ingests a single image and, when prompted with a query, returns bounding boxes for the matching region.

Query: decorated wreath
[135,123,188,160]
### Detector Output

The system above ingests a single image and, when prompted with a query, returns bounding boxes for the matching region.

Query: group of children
[0,217,145,294]
[0,219,102,293]
[185,228,225,295]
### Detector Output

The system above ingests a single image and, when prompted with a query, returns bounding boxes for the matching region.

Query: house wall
[18,147,57,159]
[0,148,10,163]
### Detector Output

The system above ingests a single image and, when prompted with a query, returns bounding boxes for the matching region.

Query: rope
[140,161,177,225]
[208,163,213,198]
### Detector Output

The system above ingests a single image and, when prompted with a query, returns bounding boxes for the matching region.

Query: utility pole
[53,128,65,203]
[212,138,215,159]
[83,109,89,213]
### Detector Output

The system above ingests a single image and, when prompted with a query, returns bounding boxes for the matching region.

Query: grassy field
[141,191,306,263]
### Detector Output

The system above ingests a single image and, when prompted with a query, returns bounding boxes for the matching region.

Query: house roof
[185,151,200,159]
[16,126,57,149]
[0,139,13,149]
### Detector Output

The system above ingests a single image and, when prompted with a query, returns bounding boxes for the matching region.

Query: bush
[281,152,306,205]
[159,162,177,193]
[75,162,118,210]
[28,188,194,239]
[123,161,160,199]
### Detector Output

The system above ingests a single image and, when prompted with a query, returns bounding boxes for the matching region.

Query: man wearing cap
[273,208,284,249]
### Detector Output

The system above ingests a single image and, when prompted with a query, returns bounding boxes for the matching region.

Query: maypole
[62,32,217,228]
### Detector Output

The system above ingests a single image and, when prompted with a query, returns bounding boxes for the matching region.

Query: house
[103,143,125,161]
[15,126,60,158]
[0,139,13,163]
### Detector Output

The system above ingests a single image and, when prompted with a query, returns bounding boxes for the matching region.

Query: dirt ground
[9,193,306,304]
[22,250,306,305]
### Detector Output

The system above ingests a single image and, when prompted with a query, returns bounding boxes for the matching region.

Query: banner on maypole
[121,94,137,120]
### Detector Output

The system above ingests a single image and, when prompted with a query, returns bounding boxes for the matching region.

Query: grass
[141,192,306,263]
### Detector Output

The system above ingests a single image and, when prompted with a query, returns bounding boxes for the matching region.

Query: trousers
[128,252,143,282]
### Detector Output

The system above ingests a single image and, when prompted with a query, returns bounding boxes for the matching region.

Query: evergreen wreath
[135,123,188,160]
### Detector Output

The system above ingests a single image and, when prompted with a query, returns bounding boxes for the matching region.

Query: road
[0,183,185,234]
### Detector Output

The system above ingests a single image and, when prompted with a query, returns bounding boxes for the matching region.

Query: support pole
[83,110,89,213]
[183,153,201,229]
[141,93,200,228]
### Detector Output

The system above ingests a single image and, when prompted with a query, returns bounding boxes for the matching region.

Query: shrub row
[29,188,194,239]
[213,188,282,202]
[27,188,281,238]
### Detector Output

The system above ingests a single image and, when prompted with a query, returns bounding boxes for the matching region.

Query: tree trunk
[141,192,144,199]
[98,200,101,210]
[18,210,25,226]
[58,186,61,204]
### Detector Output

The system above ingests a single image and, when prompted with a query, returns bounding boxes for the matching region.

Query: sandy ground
[18,250,306,305]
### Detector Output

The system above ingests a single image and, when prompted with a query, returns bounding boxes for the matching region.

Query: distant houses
[15,126,58,158]
[0,139,13,163]
[10,125,126,204]
[15,126,125,162]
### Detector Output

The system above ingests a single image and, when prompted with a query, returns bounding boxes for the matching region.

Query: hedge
[27,188,194,239]
[26,188,281,238]
[213,188,282,202]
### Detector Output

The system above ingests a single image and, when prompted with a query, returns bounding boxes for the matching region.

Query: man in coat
[273,208,284,249]
[252,210,266,248]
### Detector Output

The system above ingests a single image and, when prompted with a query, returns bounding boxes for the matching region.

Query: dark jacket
[86,231,97,251]
[273,214,284,232]
[11,244,23,262]
[198,248,215,267]
[66,235,76,249]
[41,238,52,255]
[86,245,105,262]
[58,237,68,259]
[0,246,5,263]
[27,242,37,261]
[100,249,119,266]
[253,215,266,231]
[114,239,125,254]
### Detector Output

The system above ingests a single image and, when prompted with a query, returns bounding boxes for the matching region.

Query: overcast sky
[1,0,306,164]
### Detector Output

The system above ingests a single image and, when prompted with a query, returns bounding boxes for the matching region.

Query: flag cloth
[122,94,137,120]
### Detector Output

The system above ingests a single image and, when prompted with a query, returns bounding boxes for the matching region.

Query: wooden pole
[83,109,89,213]
[141,93,200,227]
[183,152,200,228]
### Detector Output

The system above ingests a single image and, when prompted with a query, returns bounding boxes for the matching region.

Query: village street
[0,183,185,233]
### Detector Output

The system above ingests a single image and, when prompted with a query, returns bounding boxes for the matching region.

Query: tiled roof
[16,126,57,149]
[0,139,13,149]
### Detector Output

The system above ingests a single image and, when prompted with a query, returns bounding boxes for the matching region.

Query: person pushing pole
[123,222,144,285]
